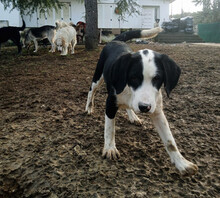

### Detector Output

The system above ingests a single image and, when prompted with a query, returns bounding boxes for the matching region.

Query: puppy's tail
[113,27,163,42]
[18,19,26,31]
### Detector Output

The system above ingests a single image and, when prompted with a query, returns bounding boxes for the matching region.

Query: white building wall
[138,0,170,26]
[10,0,170,29]
[23,13,38,27]
[98,0,170,29]
[117,9,142,29]
[0,3,22,26]
[70,1,85,24]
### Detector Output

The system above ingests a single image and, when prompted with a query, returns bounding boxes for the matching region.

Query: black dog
[0,19,26,54]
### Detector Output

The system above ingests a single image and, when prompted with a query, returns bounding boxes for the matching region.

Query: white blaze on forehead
[129,50,158,114]
[139,50,157,80]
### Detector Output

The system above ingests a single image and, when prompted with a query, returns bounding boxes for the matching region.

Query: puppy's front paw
[127,110,142,125]
[129,117,142,126]
[180,163,198,177]
[102,147,120,160]
[176,159,198,176]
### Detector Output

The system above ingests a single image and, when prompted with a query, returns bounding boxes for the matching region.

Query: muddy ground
[0,43,219,198]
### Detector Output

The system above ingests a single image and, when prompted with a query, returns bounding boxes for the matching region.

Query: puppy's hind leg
[86,51,106,115]
[85,75,104,115]
[126,109,142,125]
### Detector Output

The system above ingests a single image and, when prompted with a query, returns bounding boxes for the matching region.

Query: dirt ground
[0,43,219,198]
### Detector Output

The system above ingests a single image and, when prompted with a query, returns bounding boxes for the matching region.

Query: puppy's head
[55,37,65,52]
[112,49,181,113]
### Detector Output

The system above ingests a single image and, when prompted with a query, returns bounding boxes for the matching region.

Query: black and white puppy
[24,25,56,53]
[85,27,198,176]
[0,19,26,54]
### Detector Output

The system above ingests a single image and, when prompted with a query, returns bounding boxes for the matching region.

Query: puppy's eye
[152,75,160,82]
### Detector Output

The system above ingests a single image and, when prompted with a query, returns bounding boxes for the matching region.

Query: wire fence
[198,22,220,43]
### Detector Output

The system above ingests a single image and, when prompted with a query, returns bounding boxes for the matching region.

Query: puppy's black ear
[161,54,181,97]
[111,53,131,94]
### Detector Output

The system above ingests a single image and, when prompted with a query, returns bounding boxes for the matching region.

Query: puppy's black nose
[138,102,151,112]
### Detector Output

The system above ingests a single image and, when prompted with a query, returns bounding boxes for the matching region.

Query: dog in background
[76,21,86,44]
[0,19,26,54]
[24,25,56,52]
[54,20,77,56]
[85,27,198,176]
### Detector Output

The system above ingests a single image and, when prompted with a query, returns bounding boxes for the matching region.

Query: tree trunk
[85,0,98,50]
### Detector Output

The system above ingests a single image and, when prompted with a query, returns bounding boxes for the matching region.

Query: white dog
[54,21,77,56]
